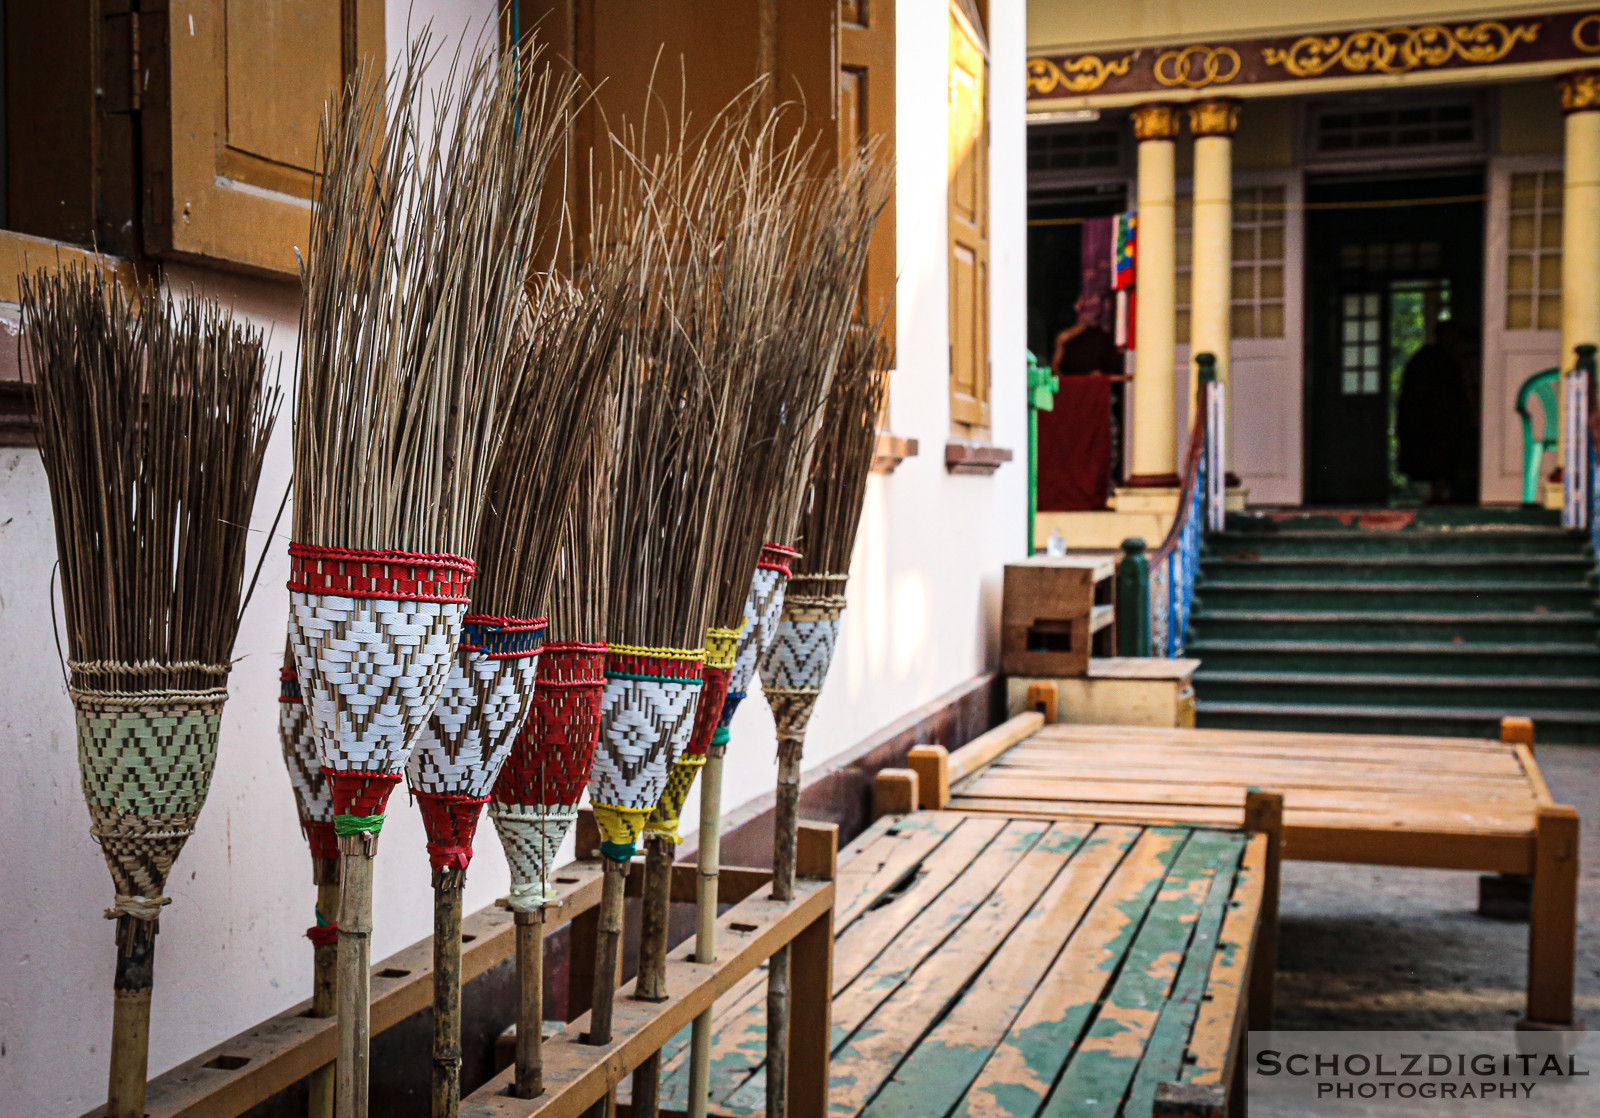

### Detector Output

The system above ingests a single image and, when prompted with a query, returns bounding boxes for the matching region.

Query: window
[1506,170,1563,331]
[948,0,990,436]
[1340,292,1384,396]
[1315,103,1477,154]
[1027,127,1121,174]
[1175,185,1286,344]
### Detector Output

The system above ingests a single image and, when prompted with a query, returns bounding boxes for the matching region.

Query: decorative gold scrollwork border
[1153,45,1242,89]
[1026,54,1133,96]
[1576,14,1600,53]
[1261,20,1540,78]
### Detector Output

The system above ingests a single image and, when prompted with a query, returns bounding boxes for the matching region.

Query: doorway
[1304,172,1484,505]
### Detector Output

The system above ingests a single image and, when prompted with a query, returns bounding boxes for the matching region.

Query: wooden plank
[949,797,1242,827]
[987,743,1527,780]
[127,861,606,1118]
[460,877,834,1118]
[1281,824,1534,874]
[958,775,1537,813]
[1514,744,1557,806]
[1043,831,1246,1118]
[860,824,1141,1118]
[1184,836,1268,1087]
[1121,835,1248,1117]
[953,827,1187,1118]
[948,713,1046,782]
[1027,722,1516,755]
[823,824,1094,1116]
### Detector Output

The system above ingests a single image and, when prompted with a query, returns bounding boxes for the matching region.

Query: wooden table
[650,809,1275,1118]
[938,717,1581,1030]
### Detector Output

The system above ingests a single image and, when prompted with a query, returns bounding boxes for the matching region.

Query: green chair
[1517,367,1560,504]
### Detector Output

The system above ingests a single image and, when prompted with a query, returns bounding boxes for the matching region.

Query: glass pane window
[1175,184,1287,342]
[1339,290,1385,396]
[1506,169,1562,332]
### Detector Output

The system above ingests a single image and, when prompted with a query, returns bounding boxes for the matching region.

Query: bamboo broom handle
[309,879,341,1118]
[687,745,725,1118]
[337,837,377,1118]
[513,909,544,1098]
[766,733,804,1118]
[631,834,674,1118]
[106,915,157,1118]
[587,857,628,1045]
[433,870,466,1118]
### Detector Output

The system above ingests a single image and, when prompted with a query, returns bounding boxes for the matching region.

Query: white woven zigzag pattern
[407,647,539,798]
[759,617,842,692]
[489,802,577,911]
[590,677,700,812]
[727,566,787,696]
[287,591,465,774]
[279,695,333,825]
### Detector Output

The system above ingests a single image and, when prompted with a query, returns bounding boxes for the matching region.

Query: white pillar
[1129,102,1180,487]
[1560,72,1600,485]
[1189,99,1238,476]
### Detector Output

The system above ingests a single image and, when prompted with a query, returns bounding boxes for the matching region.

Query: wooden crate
[1000,554,1116,678]
[1007,659,1199,728]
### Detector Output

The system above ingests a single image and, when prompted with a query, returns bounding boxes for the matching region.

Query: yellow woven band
[607,643,706,662]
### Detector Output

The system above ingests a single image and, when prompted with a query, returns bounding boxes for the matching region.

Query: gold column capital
[1189,98,1240,137]
[1131,102,1181,142]
[1558,70,1600,114]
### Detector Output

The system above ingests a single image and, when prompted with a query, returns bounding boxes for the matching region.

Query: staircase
[1188,507,1600,743]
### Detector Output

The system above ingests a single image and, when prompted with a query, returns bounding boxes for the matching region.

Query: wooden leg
[1501,716,1536,751]
[1243,791,1283,1030]
[786,824,836,1118]
[337,836,377,1118]
[106,915,156,1118]
[513,910,544,1098]
[1026,680,1060,724]
[871,768,919,819]
[906,745,951,810]
[309,878,340,1118]
[433,872,465,1118]
[587,858,628,1045]
[1523,804,1580,1028]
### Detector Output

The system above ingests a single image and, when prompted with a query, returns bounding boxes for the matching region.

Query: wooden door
[948,0,989,435]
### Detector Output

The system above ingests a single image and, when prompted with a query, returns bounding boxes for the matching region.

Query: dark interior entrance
[1026,186,1126,358]
[1304,172,1484,505]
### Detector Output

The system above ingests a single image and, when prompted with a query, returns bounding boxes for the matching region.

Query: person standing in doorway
[1397,321,1471,504]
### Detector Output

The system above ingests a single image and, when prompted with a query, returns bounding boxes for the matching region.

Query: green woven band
[334,813,385,836]
[711,726,731,748]
[600,840,636,863]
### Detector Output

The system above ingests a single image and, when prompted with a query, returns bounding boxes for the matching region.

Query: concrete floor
[1275,743,1600,1031]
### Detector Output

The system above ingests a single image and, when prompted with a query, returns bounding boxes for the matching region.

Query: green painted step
[1196,700,1600,745]
[1189,609,1600,644]
[1195,581,1600,612]
[1202,555,1597,585]
[1193,670,1600,713]
[1225,507,1562,531]
[1208,529,1586,558]
[1184,639,1600,678]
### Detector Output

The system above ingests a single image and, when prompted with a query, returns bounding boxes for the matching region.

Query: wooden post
[687,745,726,1118]
[433,871,465,1118]
[1117,538,1151,657]
[1243,790,1283,1030]
[106,915,157,1118]
[787,824,838,1118]
[586,857,629,1045]
[309,879,340,1118]
[336,836,377,1118]
[1026,680,1060,724]
[513,909,544,1099]
[630,834,674,1118]
[872,768,920,819]
[1502,715,1537,754]
[906,745,951,810]
[1523,803,1581,1028]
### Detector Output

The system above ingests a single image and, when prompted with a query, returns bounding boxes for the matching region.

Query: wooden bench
[926,712,1581,1030]
[647,804,1279,1117]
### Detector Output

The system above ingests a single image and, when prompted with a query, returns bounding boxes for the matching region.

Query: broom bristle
[21,266,280,695]
[294,33,576,557]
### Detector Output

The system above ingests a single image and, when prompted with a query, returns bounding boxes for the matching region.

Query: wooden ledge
[871,431,919,474]
[945,439,1014,475]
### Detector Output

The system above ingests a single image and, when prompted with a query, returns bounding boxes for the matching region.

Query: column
[1189,99,1239,474]
[1560,72,1600,479]
[1129,103,1181,487]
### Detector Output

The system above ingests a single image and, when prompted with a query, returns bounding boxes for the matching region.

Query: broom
[22,266,279,1118]
[277,639,339,1117]
[761,321,891,1116]
[406,267,625,1115]
[290,34,567,1118]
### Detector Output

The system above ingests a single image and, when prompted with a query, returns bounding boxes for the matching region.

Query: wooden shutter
[948,0,989,434]
[140,0,384,277]
[840,0,896,344]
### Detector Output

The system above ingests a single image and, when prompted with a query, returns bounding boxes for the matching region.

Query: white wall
[0,2,1027,1113]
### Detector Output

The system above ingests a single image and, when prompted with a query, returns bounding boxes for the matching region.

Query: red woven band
[287,544,475,603]
[306,922,340,947]
[492,644,607,808]
[756,542,801,577]
[605,650,704,683]
[684,662,732,758]
[324,769,403,818]
[416,793,487,870]
[302,820,339,861]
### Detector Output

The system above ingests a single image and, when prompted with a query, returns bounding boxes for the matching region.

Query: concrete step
[1195,699,1600,744]
[1208,528,1586,559]
[1225,507,1562,532]
[1194,581,1600,613]
[1200,555,1597,585]
[1193,669,1600,712]
[1188,609,1600,644]
[1184,639,1600,678]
